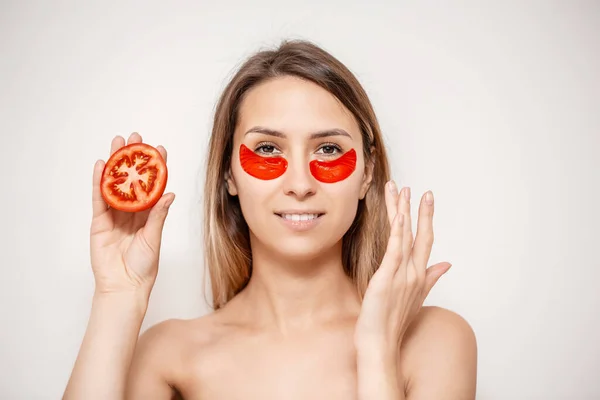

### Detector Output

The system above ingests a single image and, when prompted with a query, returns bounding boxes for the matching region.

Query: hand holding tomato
[354,183,451,355]
[90,132,174,296]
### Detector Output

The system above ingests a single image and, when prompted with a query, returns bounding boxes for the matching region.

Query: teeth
[281,213,319,221]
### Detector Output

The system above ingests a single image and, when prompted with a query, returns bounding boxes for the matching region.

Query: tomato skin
[100,143,168,212]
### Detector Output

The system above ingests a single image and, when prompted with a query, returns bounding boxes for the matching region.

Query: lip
[274,209,326,215]
[274,212,325,232]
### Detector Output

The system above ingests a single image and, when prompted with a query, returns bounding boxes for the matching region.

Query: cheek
[236,183,272,234]
[239,144,287,180]
[320,171,364,233]
[309,149,357,183]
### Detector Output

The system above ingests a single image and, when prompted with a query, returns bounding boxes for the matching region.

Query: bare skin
[64,76,477,400]
[127,303,475,399]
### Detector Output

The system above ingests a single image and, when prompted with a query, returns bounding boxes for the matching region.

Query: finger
[379,209,405,277]
[398,187,413,264]
[92,159,109,217]
[127,132,142,145]
[385,180,399,226]
[156,145,167,163]
[394,187,419,286]
[142,193,176,252]
[110,135,125,155]
[132,207,152,231]
[412,191,435,270]
[424,262,452,294]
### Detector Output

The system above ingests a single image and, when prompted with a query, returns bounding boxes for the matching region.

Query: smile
[279,213,321,221]
[274,212,325,232]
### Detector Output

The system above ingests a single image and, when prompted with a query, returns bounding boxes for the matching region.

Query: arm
[63,292,176,400]
[63,292,148,399]
[356,345,405,399]
[65,133,175,399]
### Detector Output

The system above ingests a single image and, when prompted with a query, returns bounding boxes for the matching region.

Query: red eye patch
[239,144,357,183]
[309,149,357,183]
[239,144,288,180]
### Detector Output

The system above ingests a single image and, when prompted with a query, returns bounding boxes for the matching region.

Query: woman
[64,40,477,399]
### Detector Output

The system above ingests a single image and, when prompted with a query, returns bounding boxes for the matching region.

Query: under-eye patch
[309,149,357,183]
[239,144,288,180]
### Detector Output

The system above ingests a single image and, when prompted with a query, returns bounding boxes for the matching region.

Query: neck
[232,238,361,334]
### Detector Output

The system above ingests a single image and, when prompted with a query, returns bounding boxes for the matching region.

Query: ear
[359,146,375,200]
[225,167,238,196]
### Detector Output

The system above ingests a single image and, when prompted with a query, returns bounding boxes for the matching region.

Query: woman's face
[227,76,373,261]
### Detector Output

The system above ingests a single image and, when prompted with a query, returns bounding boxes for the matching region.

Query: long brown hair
[203,39,391,309]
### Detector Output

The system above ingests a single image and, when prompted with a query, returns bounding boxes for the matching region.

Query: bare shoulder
[137,313,220,359]
[401,306,477,349]
[140,314,215,341]
[400,306,478,399]
[127,314,219,396]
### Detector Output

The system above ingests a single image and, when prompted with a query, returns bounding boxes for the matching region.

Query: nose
[281,154,317,199]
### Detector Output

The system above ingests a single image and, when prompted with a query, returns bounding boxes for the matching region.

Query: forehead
[236,76,360,140]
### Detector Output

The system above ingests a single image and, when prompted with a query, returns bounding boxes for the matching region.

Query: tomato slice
[100,143,168,212]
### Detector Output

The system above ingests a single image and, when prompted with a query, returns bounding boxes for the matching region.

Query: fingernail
[404,187,411,201]
[425,191,433,205]
[389,180,398,195]
[165,195,175,208]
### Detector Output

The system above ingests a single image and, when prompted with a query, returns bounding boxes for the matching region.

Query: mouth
[274,212,325,222]
[274,211,326,231]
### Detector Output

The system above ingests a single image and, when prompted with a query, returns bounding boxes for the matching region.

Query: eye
[316,142,342,156]
[255,142,282,156]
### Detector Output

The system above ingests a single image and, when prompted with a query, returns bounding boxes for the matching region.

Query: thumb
[143,193,175,252]
[424,262,452,294]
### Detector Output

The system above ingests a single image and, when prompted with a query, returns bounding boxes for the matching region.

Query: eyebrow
[244,126,353,140]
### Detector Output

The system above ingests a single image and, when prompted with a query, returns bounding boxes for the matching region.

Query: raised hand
[90,132,175,296]
[354,182,451,354]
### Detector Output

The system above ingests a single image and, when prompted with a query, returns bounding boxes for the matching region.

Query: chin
[275,235,343,263]
[249,233,329,262]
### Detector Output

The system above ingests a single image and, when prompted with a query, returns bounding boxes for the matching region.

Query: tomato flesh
[100,143,168,212]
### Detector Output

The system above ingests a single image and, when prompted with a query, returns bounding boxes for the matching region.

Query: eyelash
[255,141,343,156]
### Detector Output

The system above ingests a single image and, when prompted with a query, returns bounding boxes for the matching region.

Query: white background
[1,1,599,398]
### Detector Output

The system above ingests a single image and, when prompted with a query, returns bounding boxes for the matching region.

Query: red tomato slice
[100,143,168,212]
